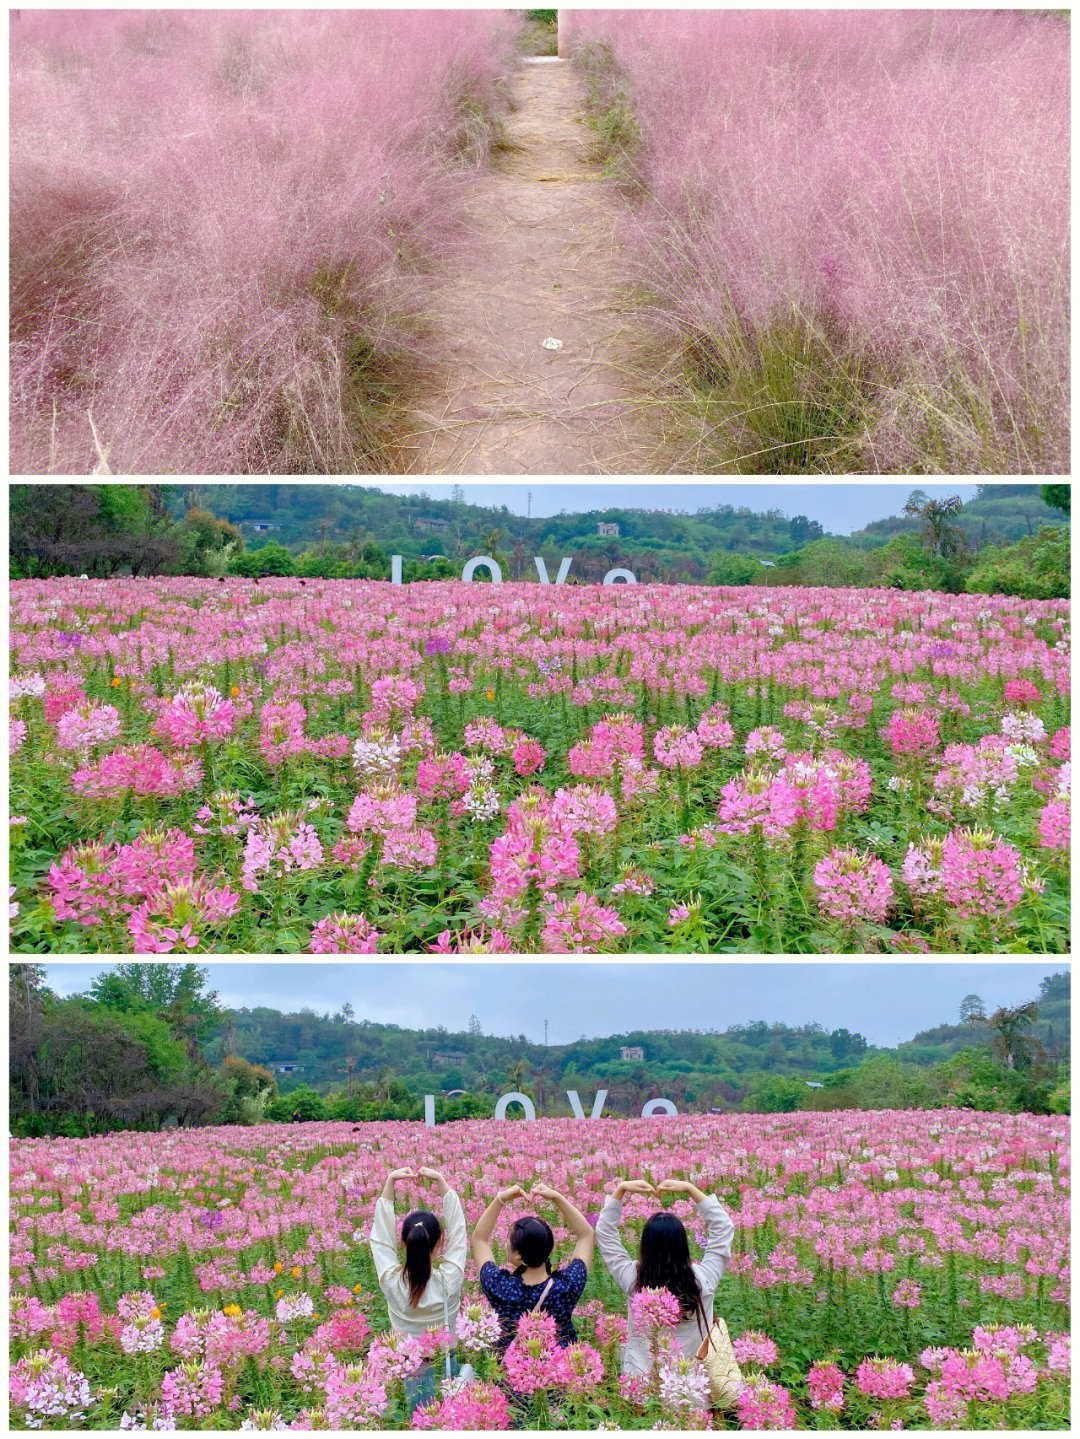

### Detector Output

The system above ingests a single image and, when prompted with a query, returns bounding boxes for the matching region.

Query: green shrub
[965,526,1068,599]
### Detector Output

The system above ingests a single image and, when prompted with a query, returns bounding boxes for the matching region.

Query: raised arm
[470,1185,526,1270]
[658,1180,735,1293]
[381,1166,415,1202]
[594,1179,653,1293]
[418,1167,467,1293]
[531,1184,595,1266]
[369,1167,415,1285]
[695,1194,735,1291]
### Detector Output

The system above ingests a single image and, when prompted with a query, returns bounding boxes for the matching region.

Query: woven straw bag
[695,1316,744,1409]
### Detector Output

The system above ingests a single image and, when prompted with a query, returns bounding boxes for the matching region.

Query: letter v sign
[566,1089,608,1119]
[533,556,573,584]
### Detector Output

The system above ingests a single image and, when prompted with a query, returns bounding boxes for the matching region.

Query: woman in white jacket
[368,1166,467,1334]
[595,1176,735,1375]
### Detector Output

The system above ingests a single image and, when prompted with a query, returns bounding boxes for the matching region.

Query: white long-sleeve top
[368,1190,468,1335]
[595,1193,735,1375]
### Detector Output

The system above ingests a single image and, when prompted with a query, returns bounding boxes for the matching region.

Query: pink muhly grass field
[573,10,1068,474]
[9,9,516,474]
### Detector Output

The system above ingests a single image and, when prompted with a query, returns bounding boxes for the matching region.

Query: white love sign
[391,555,638,586]
[423,1090,676,1127]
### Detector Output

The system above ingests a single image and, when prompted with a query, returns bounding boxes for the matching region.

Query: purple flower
[425,636,451,656]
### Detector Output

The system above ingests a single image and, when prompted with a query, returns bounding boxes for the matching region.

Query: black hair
[509,1215,556,1276]
[401,1209,441,1307]
[634,1211,707,1333]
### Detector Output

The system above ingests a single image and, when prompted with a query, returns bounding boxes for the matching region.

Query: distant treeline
[10,965,1068,1137]
[9,483,1068,597]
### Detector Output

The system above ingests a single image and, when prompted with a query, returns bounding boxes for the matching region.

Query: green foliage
[228,540,298,577]
[1040,483,1069,513]
[706,552,761,586]
[9,990,217,1137]
[774,536,870,587]
[576,41,643,183]
[855,483,1066,550]
[11,958,1064,1132]
[965,526,1068,599]
[9,484,236,579]
[267,1084,328,1122]
[744,1074,807,1112]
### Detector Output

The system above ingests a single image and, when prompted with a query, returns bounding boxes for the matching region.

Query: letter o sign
[494,1091,536,1120]
[641,1098,678,1118]
[462,556,503,585]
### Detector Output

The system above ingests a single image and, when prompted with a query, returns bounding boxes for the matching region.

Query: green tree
[988,1002,1039,1071]
[903,491,965,558]
[706,552,761,586]
[746,1074,806,1113]
[960,994,987,1026]
[229,541,297,577]
[268,1085,328,1122]
[965,527,1067,600]
[1040,484,1069,514]
[86,963,220,1059]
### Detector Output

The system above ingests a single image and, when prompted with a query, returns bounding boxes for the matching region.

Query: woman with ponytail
[595,1176,734,1375]
[369,1166,467,1334]
[471,1182,594,1351]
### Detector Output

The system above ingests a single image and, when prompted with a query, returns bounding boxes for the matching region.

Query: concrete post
[557,9,571,59]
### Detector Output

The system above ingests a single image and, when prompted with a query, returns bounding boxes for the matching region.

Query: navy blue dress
[480,1258,588,1350]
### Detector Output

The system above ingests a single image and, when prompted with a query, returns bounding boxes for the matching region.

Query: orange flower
[485,688,495,701]
[291,1266,301,1279]
[223,1304,242,1317]
[275,1288,284,1299]
[110,677,122,688]
[273,1261,283,1274]
[230,686,241,697]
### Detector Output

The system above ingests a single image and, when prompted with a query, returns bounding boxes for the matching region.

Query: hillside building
[432,1050,469,1068]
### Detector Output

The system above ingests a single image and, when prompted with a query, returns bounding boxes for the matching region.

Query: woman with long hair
[471,1182,594,1350]
[368,1165,467,1333]
[595,1176,734,1374]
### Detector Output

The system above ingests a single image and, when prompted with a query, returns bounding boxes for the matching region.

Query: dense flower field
[9,1111,1069,1430]
[9,577,1069,954]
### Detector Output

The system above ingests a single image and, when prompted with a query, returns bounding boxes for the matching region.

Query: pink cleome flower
[814,846,894,926]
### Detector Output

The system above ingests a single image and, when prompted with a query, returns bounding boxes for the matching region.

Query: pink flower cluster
[886,706,940,757]
[154,682,236,748]
[308,912,380,954]
[813,846,895,927]
[71,744,203,798]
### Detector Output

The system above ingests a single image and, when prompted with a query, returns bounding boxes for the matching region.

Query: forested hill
[900,972,1068,1064]
[849,484,1065,548]
[174,483,1064,568]
[210,1009,877,1099]
[207,972,1067,1101]
[175,483,829,565]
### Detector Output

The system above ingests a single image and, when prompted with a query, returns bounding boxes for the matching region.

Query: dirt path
[395,58,677,474]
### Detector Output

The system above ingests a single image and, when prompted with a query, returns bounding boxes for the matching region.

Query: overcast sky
[361,482,986,534]
[43,963,1059,1050]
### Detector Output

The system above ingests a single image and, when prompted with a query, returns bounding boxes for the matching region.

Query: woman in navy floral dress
[471,1183,594,1350]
